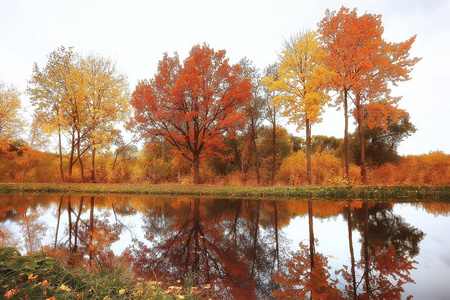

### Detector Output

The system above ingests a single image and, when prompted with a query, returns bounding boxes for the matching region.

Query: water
[1,194,449,299]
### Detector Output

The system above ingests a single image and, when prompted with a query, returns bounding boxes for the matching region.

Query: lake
[1,194,449,299]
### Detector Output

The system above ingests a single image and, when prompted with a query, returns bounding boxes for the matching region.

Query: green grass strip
[0,183,449,200]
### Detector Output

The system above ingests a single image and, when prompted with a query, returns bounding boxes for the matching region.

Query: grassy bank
[0,183,449,200]
[0,247,202,299]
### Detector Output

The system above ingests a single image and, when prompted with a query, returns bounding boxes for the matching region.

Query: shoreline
[0,183,448,200]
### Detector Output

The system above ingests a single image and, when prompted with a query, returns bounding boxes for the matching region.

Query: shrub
[278,151,359,186]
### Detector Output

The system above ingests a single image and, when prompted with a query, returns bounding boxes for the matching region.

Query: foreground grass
[0,182,449,199]
[0,247,203,299]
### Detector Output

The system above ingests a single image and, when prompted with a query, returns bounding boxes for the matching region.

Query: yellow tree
[79,54,130,182]
[0,82,25,147]
[27,46,83,181]
[28,47,130,182]
[263,30,330,184]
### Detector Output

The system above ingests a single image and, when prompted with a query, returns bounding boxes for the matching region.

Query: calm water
[1,194,449,299]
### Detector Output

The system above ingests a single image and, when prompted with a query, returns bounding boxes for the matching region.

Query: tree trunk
[112,150,119,171]
[251,115,261,185]
[232,200,242,248]
[91,146,96,183]
[306,118,312,184]
[68,133,74,181]
[77,129,85,183]
[273,201,280,271]
[356,94,367,184]
[68,198,72,250]
[54,196,63,248]
[88,196,95,270]
[58,128,64,181]
[193,198,201,274]
[73,197,84,251]
[344,90,350,180]
[271,111,276,186]
[251,200,261,275]
[193,154,200,184]
[308,200,315,269]
[347,204,357,299]
[363,202,371,294]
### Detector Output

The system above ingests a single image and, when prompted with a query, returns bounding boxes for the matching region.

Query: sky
[1,0,449,155]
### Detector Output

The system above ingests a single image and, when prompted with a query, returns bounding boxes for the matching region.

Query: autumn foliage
[278,150,360,185]
[318,7,420,183]
[0,7,444,187]
[131,44,251,184]
[370,151,450,186]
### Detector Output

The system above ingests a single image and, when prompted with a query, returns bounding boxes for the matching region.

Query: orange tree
[318,7,420,183]
[131,44,251,184]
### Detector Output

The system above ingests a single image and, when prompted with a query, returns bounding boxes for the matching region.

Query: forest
[0,7,448,187]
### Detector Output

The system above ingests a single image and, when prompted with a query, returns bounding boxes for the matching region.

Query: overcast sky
[1,0,448,155]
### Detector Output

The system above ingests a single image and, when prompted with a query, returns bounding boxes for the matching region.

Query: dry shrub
[314,151,347,185]
[398,151,449,185]
[278,151,307,185]
[278,151,357,186]
[369,163,400,185]
[108,164,135,183]
[368,151,450,185]
[221,171,253,186]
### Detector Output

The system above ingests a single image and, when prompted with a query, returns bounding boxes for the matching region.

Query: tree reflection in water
[125,198,290,299]
[0,195,434,299]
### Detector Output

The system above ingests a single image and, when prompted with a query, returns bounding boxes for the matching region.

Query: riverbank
[0,247,201,299]
[0,183,448,200]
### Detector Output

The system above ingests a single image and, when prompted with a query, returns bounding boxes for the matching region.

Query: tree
[131,44,251,184]
[28,47,130,182]
[0,82,25,146]
[79,54,130,182]
[318,7,420,183]
[350,113,416,166]
[263,30,330,184]
[257,125,293,179]
[272,242,341,299]
[311,135,342,153]
[262,63,284,186]
[27,46,82,181]
[239,57,265,185]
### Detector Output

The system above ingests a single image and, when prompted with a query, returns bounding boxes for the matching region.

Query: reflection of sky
[2,199,450,299]
[284,212,363,292]
[36,204,149,255]
[394,204,450,300]
[6,204,143,255]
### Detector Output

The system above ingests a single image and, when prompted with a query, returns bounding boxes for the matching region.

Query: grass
[0,182,449,200]
[0,247,203,299]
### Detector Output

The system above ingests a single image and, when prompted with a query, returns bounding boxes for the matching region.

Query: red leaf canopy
[131,44,251,165]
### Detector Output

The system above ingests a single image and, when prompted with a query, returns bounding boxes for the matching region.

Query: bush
[278,151,359,186]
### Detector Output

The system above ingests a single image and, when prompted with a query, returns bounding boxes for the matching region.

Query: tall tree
[0,82,25,147]
[263,31,330,184]
[28,47,130,182]
[239,57,265,185]
[79,54,130,182]
[318,6,420,183]
[27,46,79,181]
[131,44,251,184]
[262,63,284,186]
